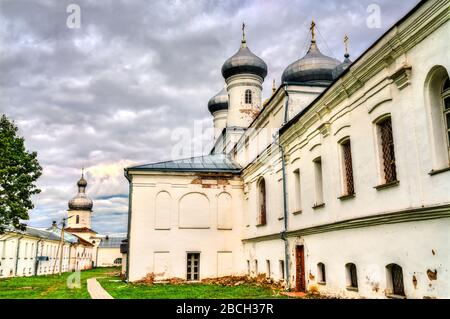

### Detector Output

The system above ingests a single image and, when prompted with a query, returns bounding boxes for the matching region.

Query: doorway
[295,245,306,292]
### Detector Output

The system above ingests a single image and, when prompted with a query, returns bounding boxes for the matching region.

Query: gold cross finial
[272,79,276,94]
[310,19,316,42]
[344,34,349,55]
[242,22,246,43]
[81,167,84,178]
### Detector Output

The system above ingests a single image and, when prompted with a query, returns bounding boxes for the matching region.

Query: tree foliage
[0,114,42,234]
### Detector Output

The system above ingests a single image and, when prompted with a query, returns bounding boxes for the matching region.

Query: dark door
[295,245,306,292]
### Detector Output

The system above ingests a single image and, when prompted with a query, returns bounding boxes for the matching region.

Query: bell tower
[67,169,93,229]
[221,23,267,128]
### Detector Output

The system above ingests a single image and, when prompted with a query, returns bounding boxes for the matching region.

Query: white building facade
[125,0,450,299]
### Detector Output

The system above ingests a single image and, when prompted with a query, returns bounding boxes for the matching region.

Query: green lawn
[0,267,118,299]
[0,267,288,299]
[98,277,288,299]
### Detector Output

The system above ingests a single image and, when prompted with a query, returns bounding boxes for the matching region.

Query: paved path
[87,278,114,299]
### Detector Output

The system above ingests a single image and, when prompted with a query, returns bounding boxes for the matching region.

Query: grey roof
[222,41,268,80]
[5,225,78,244]
[127,154,241,173]
[282,41,340,85]
[208,87,229,115]
[99,236,126,248]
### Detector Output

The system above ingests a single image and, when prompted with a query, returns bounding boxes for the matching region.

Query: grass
[1,267,289,299]
[98,277,289,299]
[0,267,118,299]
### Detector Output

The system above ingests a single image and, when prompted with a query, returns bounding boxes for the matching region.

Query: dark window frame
[245,89,252,104]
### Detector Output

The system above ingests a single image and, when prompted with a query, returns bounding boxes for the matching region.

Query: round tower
[221,23,267,128]
[208,87,229,140]
[67,169,93,229]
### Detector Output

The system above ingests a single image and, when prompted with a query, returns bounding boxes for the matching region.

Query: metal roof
[4,226,78,244]
[127,154,241,173]
[98,236,126,248]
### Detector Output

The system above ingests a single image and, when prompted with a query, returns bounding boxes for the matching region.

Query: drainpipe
[273,135,290,291]
[14,236,24,276]
[34,239,42,275]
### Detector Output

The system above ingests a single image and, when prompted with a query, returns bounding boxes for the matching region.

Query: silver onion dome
[281,41,340,85]
[332,52,352,79]
[221,25,268,81]
[208,87,229,115]
[68,172,93,211]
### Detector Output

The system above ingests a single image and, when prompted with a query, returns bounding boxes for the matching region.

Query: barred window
[76,215,80,224]
[340,139,355,195]
[313,158,324,205]
[187,253,200,281]
[377,117,397,184]
[387,264,405,296]
[442,77,450,150]
[293,169,302,211]
[245,89,252,104]
[257,178,267,226]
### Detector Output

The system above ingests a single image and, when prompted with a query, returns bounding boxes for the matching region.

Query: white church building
[124,0,450,299]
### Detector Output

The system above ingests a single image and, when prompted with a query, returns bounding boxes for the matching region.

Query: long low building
[0,223,94,278]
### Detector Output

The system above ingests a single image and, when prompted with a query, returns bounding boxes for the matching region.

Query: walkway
[87,278,114,299]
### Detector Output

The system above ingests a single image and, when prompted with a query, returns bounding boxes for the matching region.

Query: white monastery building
[0,173,123,278]
[124,0,450,299]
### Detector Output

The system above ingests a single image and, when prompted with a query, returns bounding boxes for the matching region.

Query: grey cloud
[0,0,420,234]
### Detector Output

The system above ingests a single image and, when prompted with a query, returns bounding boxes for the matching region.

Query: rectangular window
[313,158,324,206]
[255,260,258,275]
[444,97,450,149]
[266,260,271,278]
[293,169,302,212]
[279,260,285,280]
[377,117,397,184]
[340,139,355,196]
[247,260,250,276]
[186,253,200,281]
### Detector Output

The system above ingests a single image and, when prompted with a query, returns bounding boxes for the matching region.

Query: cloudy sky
[0,0,420,234]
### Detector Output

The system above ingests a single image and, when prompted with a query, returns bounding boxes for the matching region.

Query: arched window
[257,178,267,226]
[442,76,450,152]
[425,66,450,169]
[375,116,397,184]
[245,89,252,104]
[76,215,80,224]
[317,262,326,284]
[346,263,358,289]
[386,263,405,296]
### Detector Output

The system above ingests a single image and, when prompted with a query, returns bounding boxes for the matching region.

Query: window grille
[258,178,267,226]
[390,264,405,296]
[442,78,450,149]
[379,118,397,183]
[187,253,200,281]
[342,140,354,195]
[245,89,252,104]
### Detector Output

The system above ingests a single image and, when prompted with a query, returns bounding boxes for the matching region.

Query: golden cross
[310,19,316,42]
[242,22,246,43]
[344,34,349,55]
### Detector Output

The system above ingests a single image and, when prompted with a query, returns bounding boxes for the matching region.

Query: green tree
[0,114,42,234]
